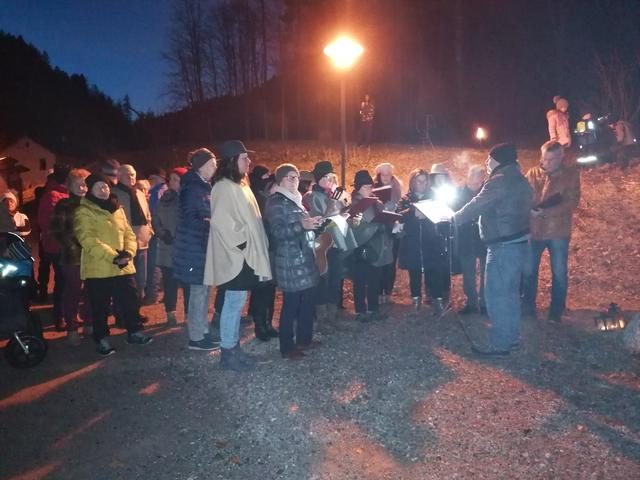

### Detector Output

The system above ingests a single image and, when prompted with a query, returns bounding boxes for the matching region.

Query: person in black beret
[452,143,533,356]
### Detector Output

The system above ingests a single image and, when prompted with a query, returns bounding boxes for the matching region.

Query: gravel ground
[1,277,639,480]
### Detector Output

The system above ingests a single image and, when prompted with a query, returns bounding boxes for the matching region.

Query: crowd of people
[0,135,581,366]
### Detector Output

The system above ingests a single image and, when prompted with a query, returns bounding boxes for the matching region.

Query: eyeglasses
[285,175,300,181]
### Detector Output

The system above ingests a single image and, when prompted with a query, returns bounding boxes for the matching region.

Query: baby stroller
[0,232,47,368]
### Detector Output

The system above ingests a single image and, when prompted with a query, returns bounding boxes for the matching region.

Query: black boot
[254,315,270,341]
[265,307,279,338]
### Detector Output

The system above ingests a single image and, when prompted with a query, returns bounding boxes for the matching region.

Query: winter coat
[453,186,486,258]
[73,198,137,280]
[152,188,179,268]
[37,182,69,255]
[526,164,580,240]
[111,185,154,250]
[173,170,211,285]
[204,178,272,288]
[453,163,533,244]
[0,202,14,233]
[398,192,448,270]
[303,184,357,252]
[50,195,83,265]
[349,192,394,267]
[264,189,320,292]
[547,109,571,146]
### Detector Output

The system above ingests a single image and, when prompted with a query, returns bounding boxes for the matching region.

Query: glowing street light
[324,36,364,187]
[475,126,487,147]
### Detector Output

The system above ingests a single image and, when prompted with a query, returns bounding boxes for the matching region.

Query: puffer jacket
[152,188,179,268]
[50,195,83,265]
[349,192,393,267]
[173,170,211,285]
[264,191,320,292]
[453,163,533,244]
[73,198,137,280]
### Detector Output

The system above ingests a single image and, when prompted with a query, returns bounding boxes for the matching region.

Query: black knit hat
[188,148,216,171]
[489,143,518,164]
[312,161,334,182]
[218,140,254,160]
[86,173,110,192]
[353,170,374,190]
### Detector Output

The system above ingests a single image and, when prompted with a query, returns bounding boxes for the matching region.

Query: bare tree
[594,51,640,123]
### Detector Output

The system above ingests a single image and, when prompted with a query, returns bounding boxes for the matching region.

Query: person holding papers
[452,143,533,356]
[397,169,448,313]
[348,170,394,321]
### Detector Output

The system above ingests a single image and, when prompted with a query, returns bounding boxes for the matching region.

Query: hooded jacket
[74,198,137,279]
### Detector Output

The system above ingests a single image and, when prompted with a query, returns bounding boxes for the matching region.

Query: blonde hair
[375,163,394,175]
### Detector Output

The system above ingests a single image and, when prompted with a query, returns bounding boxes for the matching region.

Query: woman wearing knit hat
[74,174,153,356]
[547,96,571,147]
[153,166,190,326]
[303,160,356,321]
[349,169,394,321]
[2,191,31,237]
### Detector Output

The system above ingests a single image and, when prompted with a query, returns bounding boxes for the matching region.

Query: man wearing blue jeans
[453,143,533,356]
[523,141,580,322]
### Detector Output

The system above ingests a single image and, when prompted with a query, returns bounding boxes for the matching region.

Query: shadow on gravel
[449,308,640,463]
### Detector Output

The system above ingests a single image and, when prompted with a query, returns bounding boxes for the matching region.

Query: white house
[0,136,56,203]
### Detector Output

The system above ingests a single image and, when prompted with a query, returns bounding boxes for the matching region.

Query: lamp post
[324,36,364,187]
[475,126,487,148]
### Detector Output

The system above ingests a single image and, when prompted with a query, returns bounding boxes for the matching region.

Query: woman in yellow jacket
[74,174,152,356]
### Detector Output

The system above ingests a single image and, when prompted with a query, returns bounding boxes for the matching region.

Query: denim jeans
[133,248,148,298]
[522,238,569,317]
[220,290,248,349]
[187,284,211,341]
[484,241,528,351]
[459,253,486,308]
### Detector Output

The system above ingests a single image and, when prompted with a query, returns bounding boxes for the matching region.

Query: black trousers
[37,241,51,296]
[353,259,382,314]
[160,266,190,314]
[279,288,315,354]
[380,238,399,295]
[315,247,342,306]
[409,266,450,300]
[51,255,64,325]
[85,274,142,342]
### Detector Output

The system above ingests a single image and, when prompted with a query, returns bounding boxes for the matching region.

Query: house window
[40,158,47,170]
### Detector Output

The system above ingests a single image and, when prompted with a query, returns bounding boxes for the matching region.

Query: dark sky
[0,0,172,114]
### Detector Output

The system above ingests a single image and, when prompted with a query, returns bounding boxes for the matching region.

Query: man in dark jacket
[453,143,533,356]
[173,148,218,351]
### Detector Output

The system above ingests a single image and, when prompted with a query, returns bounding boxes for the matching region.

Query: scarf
[87,193,120,213]
[273,185,304,210]
[114,183,147,226]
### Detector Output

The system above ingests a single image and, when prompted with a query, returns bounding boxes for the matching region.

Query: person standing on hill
[547,96,571,147]
[522,141,580,322]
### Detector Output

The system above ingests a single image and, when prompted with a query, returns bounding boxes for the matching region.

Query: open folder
[412,199,454,223]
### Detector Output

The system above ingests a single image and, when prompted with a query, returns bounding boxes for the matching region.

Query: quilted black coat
[264,192,320,292]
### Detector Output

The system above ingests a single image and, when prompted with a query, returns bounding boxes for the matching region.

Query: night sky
[0,0,172,114]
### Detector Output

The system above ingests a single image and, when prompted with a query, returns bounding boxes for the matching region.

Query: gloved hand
[112,250,132,269]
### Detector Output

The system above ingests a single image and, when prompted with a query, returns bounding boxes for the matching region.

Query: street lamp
[324,36,364,187]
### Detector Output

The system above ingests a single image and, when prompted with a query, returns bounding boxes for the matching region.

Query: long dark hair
[408,168,430,194]
[212,155,245,185]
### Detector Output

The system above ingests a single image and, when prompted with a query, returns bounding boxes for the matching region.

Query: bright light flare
[475,127,487,141]
[577,155,598,164]
[434,185,458,206]
[323,36,364,70]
